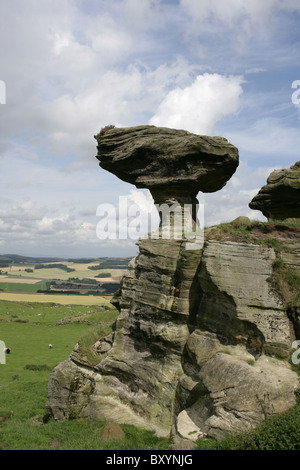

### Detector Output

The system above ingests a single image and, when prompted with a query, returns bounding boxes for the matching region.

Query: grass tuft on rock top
[0,299,171,450]
[206,217,300,243]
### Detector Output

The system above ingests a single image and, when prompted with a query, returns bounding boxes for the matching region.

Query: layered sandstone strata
[46,126,299,441]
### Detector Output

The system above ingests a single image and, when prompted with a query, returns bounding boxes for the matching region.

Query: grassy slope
[0,300,170,450]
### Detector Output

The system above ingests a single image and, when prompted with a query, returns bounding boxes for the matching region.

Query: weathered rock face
[47,237,203,436]
[46,126,299,441]
[249,161,300,220]
[177,239,298,439]
[46,234,299,439]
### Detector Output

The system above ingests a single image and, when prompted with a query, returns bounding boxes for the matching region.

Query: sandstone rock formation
[46,126,299,442]
[249,161,300,220]
[95,125,239,195]
[95,125,239,233]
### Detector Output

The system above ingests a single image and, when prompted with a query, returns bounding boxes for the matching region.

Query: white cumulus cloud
[149,73,244,135]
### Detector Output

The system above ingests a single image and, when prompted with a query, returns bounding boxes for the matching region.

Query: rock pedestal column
[94,125,239,246]
[46,126,299,440]
[46,125,240,437]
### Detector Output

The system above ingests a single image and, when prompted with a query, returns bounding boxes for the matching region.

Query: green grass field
[0,281,47,293]
[0,299,171,450]
[0,259,173,450]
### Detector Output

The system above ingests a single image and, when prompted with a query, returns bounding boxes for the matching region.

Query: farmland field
[2,262,124,282]
[0,297,172,450]
[0,257,128,300]
[0,292,113,305]
[0,277,43,284]
[0,282,48,293]
[0,256,173,451]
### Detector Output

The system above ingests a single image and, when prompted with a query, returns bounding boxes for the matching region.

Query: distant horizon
[0,252,137,260]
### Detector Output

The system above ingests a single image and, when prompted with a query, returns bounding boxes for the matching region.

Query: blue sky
[0,0,299,258]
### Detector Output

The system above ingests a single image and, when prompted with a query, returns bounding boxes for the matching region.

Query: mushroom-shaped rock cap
[95,125,239,194]
[249,161,300,220]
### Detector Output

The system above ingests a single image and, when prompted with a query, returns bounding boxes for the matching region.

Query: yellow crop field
[0,292,112,305]
[0,277,42,284]
[94,276,122,283]
[6,265,33,272]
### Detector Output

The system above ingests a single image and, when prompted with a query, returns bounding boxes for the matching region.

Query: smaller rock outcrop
[249,161,300,220]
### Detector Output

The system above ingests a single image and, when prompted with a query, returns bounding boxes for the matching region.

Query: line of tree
[0,261,10,267]
[67,258,97,263]
[34,263,75,272]
[66,278,99,284]
[87,264,103,270]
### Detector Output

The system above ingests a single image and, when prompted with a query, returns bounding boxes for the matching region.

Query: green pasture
[0,299,170,450]
[0,282,47,293]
